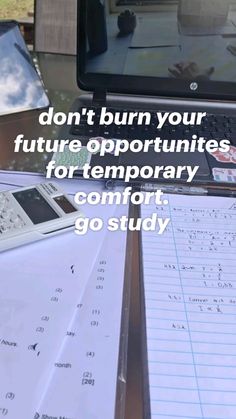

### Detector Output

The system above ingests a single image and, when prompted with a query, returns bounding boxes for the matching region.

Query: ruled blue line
[144,265,236,271]
[150,384,236,393]
[147,337,236,346]
[149,360,236,368]
[147,251,235,257]
[145,253,236,260]
[146,299,236,308]
[147,317,236,325]
[146,278,236,284]
[145,271,236,278]
[151,414,220,419]
[144,238,236,244]
[149,372,236,380]
[148,349,236,357]
[146,326,236,336]
[151,415,202,419]
[151,399,236,407]
[145,290,236,298]
[146,310,236,316]
[146,283,236,291]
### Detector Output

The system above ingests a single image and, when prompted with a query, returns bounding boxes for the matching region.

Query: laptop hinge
[93,90,107,105]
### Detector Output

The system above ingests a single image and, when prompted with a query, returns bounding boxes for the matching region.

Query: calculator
[0,182,83,252]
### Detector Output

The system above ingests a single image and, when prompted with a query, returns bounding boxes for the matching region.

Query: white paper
[34,203,128,419]
[141,194,236,419]
[0,174,124,419]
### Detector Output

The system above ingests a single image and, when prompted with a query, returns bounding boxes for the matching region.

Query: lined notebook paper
[141,194,236,419]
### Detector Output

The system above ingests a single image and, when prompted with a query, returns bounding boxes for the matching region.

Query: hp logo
[190,82,198,91]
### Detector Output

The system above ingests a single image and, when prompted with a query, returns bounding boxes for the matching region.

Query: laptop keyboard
[70,107,236,146]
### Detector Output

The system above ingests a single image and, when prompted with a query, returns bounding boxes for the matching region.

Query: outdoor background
[0,0,33,19]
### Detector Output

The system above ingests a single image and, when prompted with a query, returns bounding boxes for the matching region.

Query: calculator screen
[53,196,77,214]
[13,188,59,224]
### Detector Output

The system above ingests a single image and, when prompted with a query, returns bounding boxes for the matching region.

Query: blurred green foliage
[0,0,33,19]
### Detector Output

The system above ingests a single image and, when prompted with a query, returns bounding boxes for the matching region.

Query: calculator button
[7,209,14,217]
[0,225,8,233]
[1,211,10,221]
[10,214,20,224]
[10,218,20,228]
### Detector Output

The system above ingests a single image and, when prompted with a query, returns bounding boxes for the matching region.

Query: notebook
[140,193,236,419]
[56,0,236,189]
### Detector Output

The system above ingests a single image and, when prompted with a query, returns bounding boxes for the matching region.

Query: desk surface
[0,52,143,419]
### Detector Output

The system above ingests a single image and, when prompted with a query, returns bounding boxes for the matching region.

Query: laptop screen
[78,0,236,99]
[0,21,49,116]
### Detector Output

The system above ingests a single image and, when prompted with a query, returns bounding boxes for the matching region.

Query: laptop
[58,0,236,190]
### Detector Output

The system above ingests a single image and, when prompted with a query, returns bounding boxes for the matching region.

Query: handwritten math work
[141,194,236,419]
